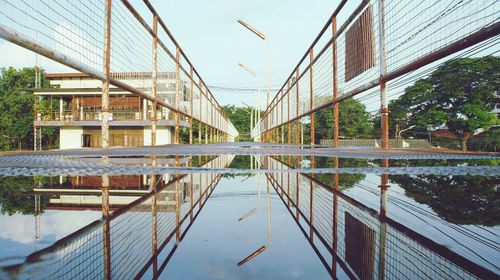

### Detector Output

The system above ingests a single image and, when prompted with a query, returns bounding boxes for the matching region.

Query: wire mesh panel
[254,0,499,142]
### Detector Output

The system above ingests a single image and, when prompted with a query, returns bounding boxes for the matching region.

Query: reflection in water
[237,157,272,266]
[1,155,234,279]
[265,156,498,280]
[0,155,498,279]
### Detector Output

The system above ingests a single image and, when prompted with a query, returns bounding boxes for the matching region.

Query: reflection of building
[34,72,189,149]
[7,155,234,279]
[36,157,191,211]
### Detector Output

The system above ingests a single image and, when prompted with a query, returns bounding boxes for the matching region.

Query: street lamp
[237,19,271,138]
[237,172,272,266]
[238,63,261,141]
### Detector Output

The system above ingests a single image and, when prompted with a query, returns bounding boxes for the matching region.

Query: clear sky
[0,0,360,109]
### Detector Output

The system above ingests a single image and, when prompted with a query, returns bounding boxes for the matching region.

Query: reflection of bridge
[1,155,234,279]
[263,156,498,279]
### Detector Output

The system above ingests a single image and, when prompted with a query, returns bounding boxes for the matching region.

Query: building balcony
[35,110,190,127]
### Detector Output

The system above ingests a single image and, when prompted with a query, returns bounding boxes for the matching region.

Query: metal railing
[0,0,238,146]
[36,109,190,122]
[252,0,499,147]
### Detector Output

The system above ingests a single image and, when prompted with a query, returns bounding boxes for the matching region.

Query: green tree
[0,67,56,150]
[222,105,255,141]
[386,57,499,151]
[315,98,373,141]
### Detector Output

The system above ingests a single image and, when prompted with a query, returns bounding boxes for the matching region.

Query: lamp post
[242,101,254,138]
[238,63,262,141]
[237,19,271,140]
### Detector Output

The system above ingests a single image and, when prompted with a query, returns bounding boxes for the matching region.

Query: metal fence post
[332,17,339,148]
[189,66,194,144]
[287,80,291,144]
[309,49,315,147]
[101,174,111,280]
[175,47,181,144]
[101,0,112,148]
[199,80,203,144]
[295,67,300,145]
[378,0,389,149]
[151,15,158,146]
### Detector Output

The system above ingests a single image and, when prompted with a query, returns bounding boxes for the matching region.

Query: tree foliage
[315,98,374,141]
[222,105,255,141]
[386,57,499,150]
[0,67,57,150]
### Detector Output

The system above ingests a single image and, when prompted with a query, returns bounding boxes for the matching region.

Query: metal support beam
[175,47,181,144]
[378,0,389,149]
[295,68,300,146]
[309,49,315,147]
[151,15,159,146]
[101,0,112,148]
[189,67,194,144]
[332,17,339,148]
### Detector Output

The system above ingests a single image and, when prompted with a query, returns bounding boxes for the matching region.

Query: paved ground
[0,142,498,176]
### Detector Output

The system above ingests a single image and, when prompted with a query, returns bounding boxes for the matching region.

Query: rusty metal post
[378,0,389,149]
[151,15,158,146]
[189,67,194,144]
[205,93,209,144]
[175,180,180,240]
[101,0,112,148]
[309,178,314,240]
[295,68,300,145]
[332,17,340,148]
[175,47,181,144]
[332,157,339,276]
[378,158,389,279]
[309,49,315,147]
[281,95,284,143]
[287,80,291,144]
[199,81,203,144]
[150,176,159,276]
[101,174,111,280]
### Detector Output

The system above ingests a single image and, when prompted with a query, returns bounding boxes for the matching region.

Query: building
[34,72,189,149]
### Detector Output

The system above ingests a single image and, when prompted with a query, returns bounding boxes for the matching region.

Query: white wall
[143,127,173,146]
[60,127,83,149]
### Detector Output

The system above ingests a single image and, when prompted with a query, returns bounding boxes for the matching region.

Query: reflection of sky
[158,175,332,280]
[0,210,101,267]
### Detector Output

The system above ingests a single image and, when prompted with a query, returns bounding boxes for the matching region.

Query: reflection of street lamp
[238,172,260,221]
[237,19,271,135]
[238,63,261,141]
[237,174,272,266]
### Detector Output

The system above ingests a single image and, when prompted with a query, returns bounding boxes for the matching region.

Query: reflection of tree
[0,176,47,215]
[223,155,252,178]
[390,174,499,226]
[314,157,369,190]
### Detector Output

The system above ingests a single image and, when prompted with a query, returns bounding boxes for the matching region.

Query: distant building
[34,72,189,149]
